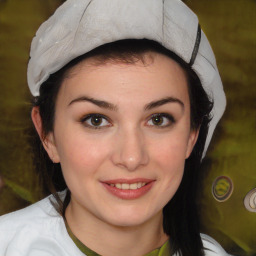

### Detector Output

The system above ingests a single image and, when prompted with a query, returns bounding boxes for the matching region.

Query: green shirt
[66,223,172,256]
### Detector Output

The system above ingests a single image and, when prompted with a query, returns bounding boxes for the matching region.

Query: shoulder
[0,194,59,231]
[0,193,83,256]
[201,234,234,256]
[0,195,59,251]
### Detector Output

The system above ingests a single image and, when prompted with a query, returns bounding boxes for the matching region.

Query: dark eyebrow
[68,96,118,111]
[144,97,184,111]
[69,96,184,112]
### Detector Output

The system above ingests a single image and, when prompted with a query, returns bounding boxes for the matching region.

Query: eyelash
[80,114,112,129]
[80,113,175,129]
[146,113,175,128]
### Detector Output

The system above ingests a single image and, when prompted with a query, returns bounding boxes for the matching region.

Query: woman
[0,0,229,255]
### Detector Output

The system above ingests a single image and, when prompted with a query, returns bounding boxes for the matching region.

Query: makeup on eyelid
[79,112,176,129]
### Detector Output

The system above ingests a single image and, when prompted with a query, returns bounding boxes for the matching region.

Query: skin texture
[32,52,199,256]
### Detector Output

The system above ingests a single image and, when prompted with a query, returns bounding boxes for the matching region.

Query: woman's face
[43,52,198,227]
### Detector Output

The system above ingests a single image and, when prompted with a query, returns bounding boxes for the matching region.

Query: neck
[65,198,169,256]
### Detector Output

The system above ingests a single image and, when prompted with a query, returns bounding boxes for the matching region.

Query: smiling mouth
[102,179,155,199]
[109,182,147,190]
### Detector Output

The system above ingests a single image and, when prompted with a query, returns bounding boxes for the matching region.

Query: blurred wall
[0,0,255,255]
[0,0,64,214]
[184,1,256,255]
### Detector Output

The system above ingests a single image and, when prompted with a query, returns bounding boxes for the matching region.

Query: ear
[31,107,60,163]
[185,128,200,159]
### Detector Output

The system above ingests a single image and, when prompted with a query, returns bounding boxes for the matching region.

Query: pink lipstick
[101,178,155,200]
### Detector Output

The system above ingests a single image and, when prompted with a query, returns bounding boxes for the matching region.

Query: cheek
[152,134,188,168]
[150,134,188,193]
[157,147,185,188]
[55,128,111,177]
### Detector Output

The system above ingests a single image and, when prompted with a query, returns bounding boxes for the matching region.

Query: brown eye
[81,114,111,129]
[91,116,103,126]
[147,113,175,128]
[152,116,164,126]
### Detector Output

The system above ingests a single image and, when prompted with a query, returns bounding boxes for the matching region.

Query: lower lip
[102,182,154,200]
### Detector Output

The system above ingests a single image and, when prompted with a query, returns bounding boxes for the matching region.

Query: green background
[0,0,255,255]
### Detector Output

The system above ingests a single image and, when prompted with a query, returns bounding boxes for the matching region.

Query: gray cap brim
[27,0,226,157]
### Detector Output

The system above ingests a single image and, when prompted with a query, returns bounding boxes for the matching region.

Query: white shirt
[0,194,231,256]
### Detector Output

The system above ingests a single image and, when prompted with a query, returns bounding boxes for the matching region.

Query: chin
[101,207,160,228]
[108,216,149,228]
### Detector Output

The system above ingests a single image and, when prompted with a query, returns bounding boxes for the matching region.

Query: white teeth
[116,183,122,189]
[137,182,142,188]
[109,182,147,190]
[129,183,138,190]
[121,183,130,189]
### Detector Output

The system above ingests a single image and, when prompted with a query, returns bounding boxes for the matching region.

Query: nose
[111,127,149,171]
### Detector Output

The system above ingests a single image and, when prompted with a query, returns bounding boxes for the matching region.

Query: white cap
[27,0,226,157]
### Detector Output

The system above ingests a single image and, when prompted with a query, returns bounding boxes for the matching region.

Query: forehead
[66,50,187,78]
[58,52,189,107]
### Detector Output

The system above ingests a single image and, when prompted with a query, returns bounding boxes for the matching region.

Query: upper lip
[102,178,155,184]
